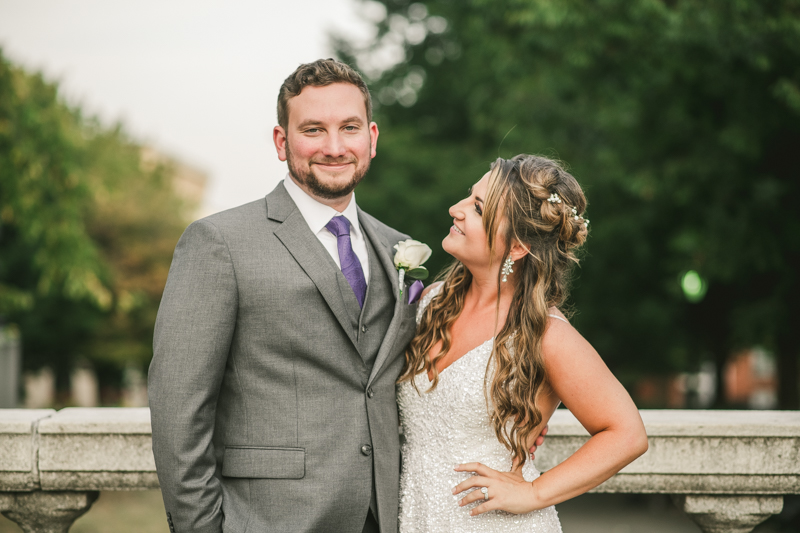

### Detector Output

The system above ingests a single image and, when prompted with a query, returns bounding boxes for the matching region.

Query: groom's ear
[274,126,288,162]
[369,122,379,159]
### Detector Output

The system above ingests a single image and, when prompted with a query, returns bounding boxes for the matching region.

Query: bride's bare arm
[453,318,647,515]
[523,385,559,462]
[529,319,647,505]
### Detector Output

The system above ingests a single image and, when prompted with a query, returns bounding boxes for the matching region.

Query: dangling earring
[501,256,515,283]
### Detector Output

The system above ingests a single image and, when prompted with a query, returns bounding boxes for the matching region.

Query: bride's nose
[449,200,465,219]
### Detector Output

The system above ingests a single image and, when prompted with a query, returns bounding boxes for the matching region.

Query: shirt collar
[283,173,363,238]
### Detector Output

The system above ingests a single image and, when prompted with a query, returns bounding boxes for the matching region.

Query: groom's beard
[285,142,370,200]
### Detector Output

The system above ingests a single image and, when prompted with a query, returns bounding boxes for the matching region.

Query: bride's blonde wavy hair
[398,154,589,466]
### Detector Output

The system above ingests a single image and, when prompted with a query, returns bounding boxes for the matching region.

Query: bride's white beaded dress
[397,284,562,532]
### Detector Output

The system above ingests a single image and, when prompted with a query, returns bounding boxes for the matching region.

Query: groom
[149,59,419,533]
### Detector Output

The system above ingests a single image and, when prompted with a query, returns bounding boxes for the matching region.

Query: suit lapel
[359,212,399,298]
[268,184,359,350]
[359,209,405,386]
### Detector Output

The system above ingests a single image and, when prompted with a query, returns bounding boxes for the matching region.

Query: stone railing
[1,408,798,533]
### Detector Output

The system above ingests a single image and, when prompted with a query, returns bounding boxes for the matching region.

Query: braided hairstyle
[399,154,589,466]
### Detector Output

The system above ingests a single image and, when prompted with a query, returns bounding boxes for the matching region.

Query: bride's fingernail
[452,487,457,494]
[454,464,460,470]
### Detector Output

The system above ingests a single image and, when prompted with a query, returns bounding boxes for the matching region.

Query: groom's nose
[321,132,347,157]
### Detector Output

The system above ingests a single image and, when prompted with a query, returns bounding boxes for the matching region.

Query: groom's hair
[278,59,372,130]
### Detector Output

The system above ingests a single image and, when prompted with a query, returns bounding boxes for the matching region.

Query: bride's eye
[474,202,483,216]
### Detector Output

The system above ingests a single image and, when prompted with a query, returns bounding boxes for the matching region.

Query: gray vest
[335,227,395,376]
[335,225,395,519]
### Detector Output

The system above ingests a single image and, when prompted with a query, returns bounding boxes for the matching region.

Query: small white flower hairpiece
[551,197,589,230]
[547,191,590,230]
[570,207,590,229]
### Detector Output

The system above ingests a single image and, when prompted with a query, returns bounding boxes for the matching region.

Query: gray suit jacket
[149,182,417,533]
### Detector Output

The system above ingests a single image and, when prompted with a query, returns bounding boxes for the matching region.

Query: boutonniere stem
[393,239,432,300]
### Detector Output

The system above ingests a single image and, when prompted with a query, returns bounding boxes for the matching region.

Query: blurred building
[635,363,716,409]
[70,361,99,408]
[23,367,54,409]
[634,348,777,409]
[724,348,777,409]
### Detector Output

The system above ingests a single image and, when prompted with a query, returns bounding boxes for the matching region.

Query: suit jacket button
[367,388,374,398]
[361,444,373,456]
[361,325,367,333]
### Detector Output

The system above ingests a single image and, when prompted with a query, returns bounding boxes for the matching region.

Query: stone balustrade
[1,408,798,532]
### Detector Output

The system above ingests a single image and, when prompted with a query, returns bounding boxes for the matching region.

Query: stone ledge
[538,410,800,496]
[36,408,151,434]
[40,472,160,491]
[0,409,55,491]
[1,408,799,533]
[39,435,156,472]
[675,495,785,533]
[590,474,800,494]
[535,436,800,476]
[548,409,800,437]
[36,408,156,492]
[2,408,799,496]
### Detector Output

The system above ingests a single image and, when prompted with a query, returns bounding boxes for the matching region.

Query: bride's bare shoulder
[541,307,586,362]
[546,306,569,324]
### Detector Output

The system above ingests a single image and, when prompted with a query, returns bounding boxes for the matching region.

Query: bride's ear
[509,240,530,262]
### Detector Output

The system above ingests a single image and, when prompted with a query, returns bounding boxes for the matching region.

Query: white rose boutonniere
[393,239,432,301]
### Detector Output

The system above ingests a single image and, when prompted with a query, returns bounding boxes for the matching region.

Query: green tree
[337,0,800,407]
[80,131,191,385]
[0,50,192,397]
[0,50,109,384]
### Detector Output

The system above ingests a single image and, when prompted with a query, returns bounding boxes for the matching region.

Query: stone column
[674,494,784,533]
[0,491,99,533]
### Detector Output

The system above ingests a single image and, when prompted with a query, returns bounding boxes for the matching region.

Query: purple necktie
[326,216,367,308]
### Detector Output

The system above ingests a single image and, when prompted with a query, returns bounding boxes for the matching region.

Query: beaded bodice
[396,284,561,532]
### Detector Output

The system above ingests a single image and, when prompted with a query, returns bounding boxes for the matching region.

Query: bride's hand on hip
[453,462,542,516]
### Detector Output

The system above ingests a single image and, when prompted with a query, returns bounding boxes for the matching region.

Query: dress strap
[416,283,443,325]
[548,314,569,324]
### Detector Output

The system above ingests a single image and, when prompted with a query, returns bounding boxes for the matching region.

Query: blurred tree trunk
[777,309,799,409]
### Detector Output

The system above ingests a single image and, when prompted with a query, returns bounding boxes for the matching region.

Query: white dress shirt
[283,174,370,283]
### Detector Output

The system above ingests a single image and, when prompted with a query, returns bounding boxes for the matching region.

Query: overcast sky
[0,0,377,214]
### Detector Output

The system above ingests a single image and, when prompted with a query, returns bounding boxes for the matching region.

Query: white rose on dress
[393,239,432,270]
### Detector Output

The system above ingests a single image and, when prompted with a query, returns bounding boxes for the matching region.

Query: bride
[397,154,648,532]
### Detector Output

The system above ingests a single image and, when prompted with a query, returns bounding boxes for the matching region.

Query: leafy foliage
[336,0,800,406]
[0,50,192,393]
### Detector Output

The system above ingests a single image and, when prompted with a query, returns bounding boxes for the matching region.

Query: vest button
[361,325,367,333]
[367,388,374,398]
[360,444,373,456]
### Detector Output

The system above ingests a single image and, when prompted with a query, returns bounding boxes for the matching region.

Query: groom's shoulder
[192,198,268,234]
[359,210,410,243]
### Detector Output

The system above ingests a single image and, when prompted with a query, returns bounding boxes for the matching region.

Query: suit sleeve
[149,219,237,533]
